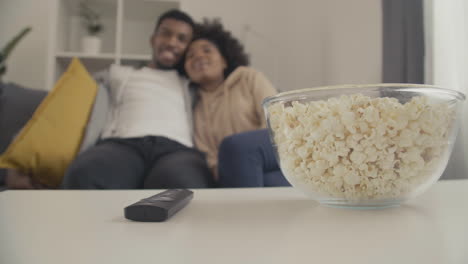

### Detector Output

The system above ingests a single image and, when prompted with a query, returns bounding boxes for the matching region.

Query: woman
[184,20,277,182]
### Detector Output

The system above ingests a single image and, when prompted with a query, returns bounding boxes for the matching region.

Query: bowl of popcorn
[264,84,465,208]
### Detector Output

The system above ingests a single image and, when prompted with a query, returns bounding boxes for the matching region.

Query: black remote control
[124,189,194,222]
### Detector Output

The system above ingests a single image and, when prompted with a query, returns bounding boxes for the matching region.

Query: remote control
[124,189,194,222]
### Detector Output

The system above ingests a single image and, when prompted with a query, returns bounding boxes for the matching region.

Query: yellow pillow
[0,58,98,187]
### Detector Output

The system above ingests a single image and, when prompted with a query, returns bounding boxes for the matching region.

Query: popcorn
[268,94,454,200]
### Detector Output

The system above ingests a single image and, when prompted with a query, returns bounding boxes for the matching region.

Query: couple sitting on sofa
[4,9,287,190]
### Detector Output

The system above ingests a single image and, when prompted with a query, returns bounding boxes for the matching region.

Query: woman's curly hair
[184,19,250,78]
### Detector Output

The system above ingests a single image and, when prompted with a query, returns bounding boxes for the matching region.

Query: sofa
[0,82,289,188]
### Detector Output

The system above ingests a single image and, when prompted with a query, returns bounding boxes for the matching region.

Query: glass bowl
[263,84,465,209]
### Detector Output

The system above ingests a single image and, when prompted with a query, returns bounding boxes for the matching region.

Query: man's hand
[5,169,43,189]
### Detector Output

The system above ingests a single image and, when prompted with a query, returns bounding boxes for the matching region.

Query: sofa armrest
[0,83,48,154]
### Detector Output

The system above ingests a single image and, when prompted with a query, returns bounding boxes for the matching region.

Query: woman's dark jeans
[218,129,290,187]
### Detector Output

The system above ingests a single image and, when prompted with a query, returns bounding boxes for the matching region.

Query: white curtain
[426,0,468,179]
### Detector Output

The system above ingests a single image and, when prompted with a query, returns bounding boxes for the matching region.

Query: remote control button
[151,196,175,202]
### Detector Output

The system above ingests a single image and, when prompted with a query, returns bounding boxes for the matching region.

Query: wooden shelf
[55,52,116,60]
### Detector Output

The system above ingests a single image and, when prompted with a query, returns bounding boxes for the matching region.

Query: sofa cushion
[0,58,98,187]
[78,83,109,154]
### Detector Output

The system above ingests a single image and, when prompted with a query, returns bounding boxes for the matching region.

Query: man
[61,9,214,189]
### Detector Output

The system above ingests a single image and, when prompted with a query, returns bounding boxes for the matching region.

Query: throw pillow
[78,83,109,154]
[0,58,98,187]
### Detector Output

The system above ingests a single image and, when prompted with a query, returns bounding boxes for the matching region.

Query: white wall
[181,0,382,91]
[428,0,468,178]
[0,0,382,91]
[0,0,49,90]
[320,0,382,86]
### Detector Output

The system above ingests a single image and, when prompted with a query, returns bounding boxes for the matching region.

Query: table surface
[1,180,468,264]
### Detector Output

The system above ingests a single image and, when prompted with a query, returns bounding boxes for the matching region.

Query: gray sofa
[0,83,47,186]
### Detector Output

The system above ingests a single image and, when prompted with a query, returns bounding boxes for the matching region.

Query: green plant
[79,0,103,36]
[0,27,32,81]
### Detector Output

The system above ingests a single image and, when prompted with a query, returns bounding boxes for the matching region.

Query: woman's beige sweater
[193,66,277,179]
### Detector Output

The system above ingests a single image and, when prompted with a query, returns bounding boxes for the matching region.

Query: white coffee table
[1,180,468,264]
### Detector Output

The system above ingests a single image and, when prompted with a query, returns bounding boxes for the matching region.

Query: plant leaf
[1,27,32,61]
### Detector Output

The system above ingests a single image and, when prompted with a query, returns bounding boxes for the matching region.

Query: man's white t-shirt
[100,64,193,147]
